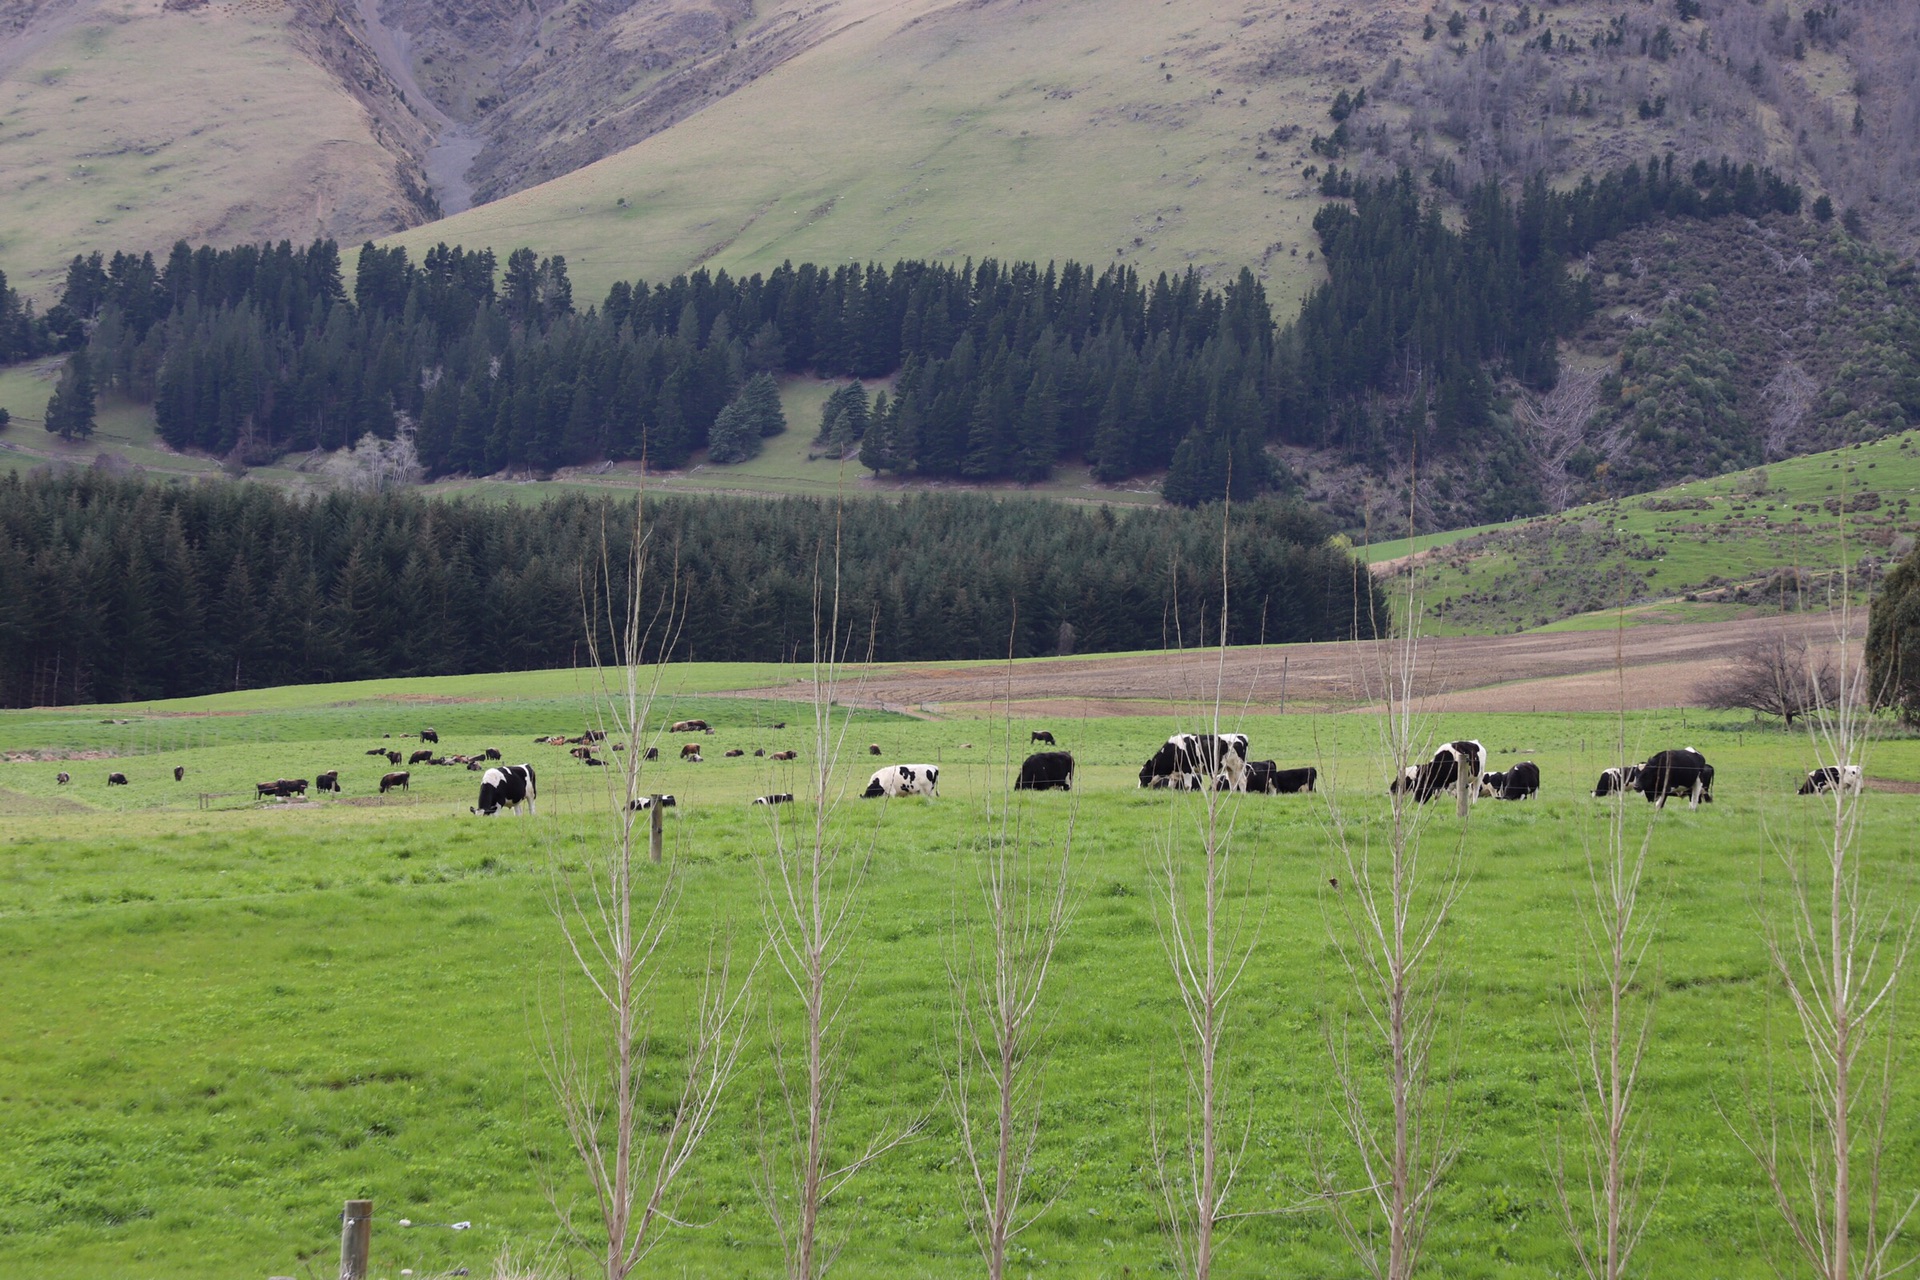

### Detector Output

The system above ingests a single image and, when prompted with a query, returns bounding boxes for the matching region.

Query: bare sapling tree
[754,515,922,1280]
[1737,593,1919,1279]
[944,680,1078,1279]
[1517,365,1603,512]
[1148,505,1265,1280]
[1696,631,1842,726]
[1315,498,1469,1280]
[1551,631,1663,1280]
[538,497,755,1280]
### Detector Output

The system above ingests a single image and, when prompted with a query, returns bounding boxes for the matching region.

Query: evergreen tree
[740,372,787,436]
[43,349,97,441]
[859,391,895,474]
[707,398,761,463]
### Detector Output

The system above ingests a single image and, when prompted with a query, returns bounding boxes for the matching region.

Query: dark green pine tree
[859,391,895,473]
[740,372,787,436]
[44,349,97,441]
[1013,374,1061,483]
[707,397,762,464]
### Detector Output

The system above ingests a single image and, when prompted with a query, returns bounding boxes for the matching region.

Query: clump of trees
[1867,539,1920,721]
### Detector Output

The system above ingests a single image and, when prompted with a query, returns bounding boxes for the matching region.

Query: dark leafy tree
[44,349,96,441]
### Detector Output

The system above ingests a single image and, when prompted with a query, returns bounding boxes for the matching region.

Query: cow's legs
[1689,779,1703,810]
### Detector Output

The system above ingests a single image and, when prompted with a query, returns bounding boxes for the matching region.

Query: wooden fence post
[650,797,664,864]
[1456,764,1471,818]
[339,1199,372,1280]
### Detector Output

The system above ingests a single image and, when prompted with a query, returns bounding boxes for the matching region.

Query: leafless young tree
[754,526,921,1280]
[538,498,755,1280]
[945,780,1077,1278]
[1696,631,1841,725]
[1315,532,1469,1280]
[1737,603,1919,1279]
[1761,362,1821,463]
[1517,366,1603,512]
[1552,644,1663,1280]
[1147,516,1265,1280]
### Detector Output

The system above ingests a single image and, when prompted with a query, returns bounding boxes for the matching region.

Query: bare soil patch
[714,613,1864,718]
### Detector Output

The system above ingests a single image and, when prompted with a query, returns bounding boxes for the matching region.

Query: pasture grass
[5,667,1920,1276]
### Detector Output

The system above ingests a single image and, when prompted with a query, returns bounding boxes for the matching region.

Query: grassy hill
[1368,429,1920,634]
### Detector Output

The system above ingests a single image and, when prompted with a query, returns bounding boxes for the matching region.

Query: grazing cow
[256,778,308,799]
[671,720,710,733]
[771,750,798,761]
[1635,749,1715,809]
[386,750,402,766]
[1245,763,1317,794]
[108,772,128,786]
[366,747,388,756]
[421,729,439,745]
[1030,730,1056,746]
[409,749,434,765]
[771,722,787,730]
[1149,772,1205,790]
[643,746,660,761]
[1391,741,1486,804]
[484,748,502,761]
[472,764,537,816]
[754,793,795,806]
[1799,765,1863,796]
[869,743,883,755]
[1592,765,1643,797]
[1480,761,1541,800]
[173,765,185,782]
[681,742,703,760]
[1015,751,1075,791]
[316,771,340,793]
[584,730,606,742]
[56,771,70,785]
[864,764,940,798]
[725,748,745,758]
[380,771,410,793]
[629,795,678,810]
[1139,733,1251,791]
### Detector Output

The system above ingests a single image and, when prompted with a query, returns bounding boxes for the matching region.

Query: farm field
[5,639,1919,1278]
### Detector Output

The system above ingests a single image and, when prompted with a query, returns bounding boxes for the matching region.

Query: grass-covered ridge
[4,664,1920,1277]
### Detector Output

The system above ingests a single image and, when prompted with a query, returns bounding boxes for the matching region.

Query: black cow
[380,771,410,793]
[256,778,308,799]
[1030,730,1056,746]
[483,748,502,761]
[366,747,389,756]
[316,771,340,793]
[1015,751,1075,791]
[629,795,677,810]
[643,746,660,761]
[724,749,745,758]
[473,764,537,816]
[753,748,766,757]
[56,771,70,785]
[107,772,128,786]
[421,729,439,745]
[1592,765,1643,797]
[771,722,787,729]
[1246,763,1316,794]
[1480,761,1540,800]
[1798,765,1862,795]
[386,750,402,766]
[869,743,883,755]
[410,749,436,765]
[1636,749,1714,809]
[1139,733,1251,790]
[173,765,185,782]
[753,793,794,806]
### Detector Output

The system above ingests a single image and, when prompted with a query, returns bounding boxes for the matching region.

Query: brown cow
[409,749,434,765]
[770,750,798,762]
[569,746,595,760]
[671,720,710,733]
[380,771,410,793]
[386,750,402,766]
[680,743,702,760]
[56,771,70,785]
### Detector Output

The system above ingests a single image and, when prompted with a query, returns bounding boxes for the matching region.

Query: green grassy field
[5,663,1919,1278]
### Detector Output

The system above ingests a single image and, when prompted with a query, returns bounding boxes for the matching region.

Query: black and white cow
[1390,739,1485,804]
[1480,760,1541,800]
[752,793,794,806]
[1798,765,1862,796]
[1245,762,1317,794]
[863,764,940,798]
[1139,733,1251,790]
[1635,748,1714,809]
[1592,765,1643,797]
[1015,751,1075,791]
[629,795,677,810]
[472,764,537,816]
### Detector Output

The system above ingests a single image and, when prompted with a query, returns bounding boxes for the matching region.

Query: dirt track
[720,613,1865,717]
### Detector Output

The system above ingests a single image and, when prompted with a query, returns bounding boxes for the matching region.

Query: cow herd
[39,719,1866,819]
